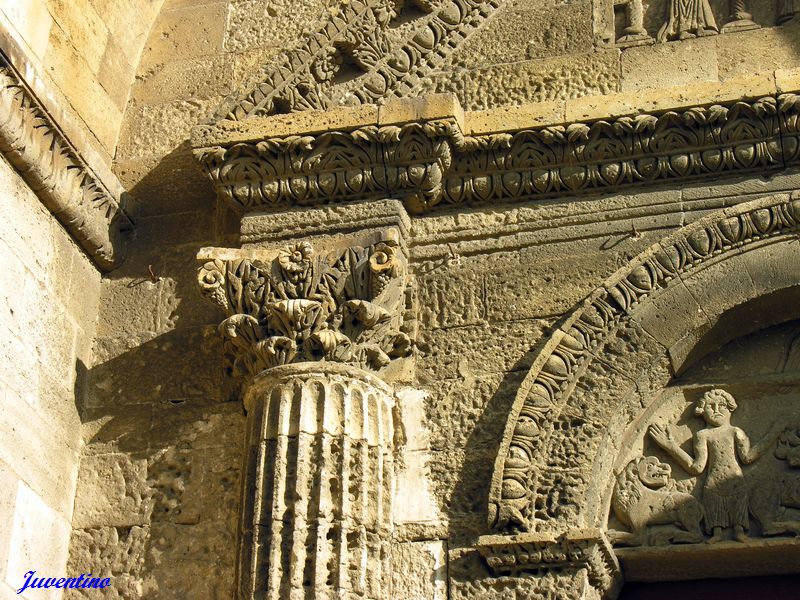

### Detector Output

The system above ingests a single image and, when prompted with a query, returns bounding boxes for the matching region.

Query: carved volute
[198,232,412,599]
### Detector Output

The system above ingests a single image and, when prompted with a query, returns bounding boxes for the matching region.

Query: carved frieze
[488,195,800,535]
[0,56,128,271]
[478,529,621,599]
[195,94,800,215]
[610,387,800,547]
[198,235,412,392]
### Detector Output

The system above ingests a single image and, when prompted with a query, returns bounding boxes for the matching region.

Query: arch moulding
[478,192,800,597]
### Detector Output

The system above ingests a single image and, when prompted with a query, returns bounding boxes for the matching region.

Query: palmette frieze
[195,94,800,214]
[198,238,412,386]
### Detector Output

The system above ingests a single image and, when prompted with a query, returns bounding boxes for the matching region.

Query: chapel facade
[0,0,799,598]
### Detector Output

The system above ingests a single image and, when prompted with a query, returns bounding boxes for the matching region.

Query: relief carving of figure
[749,425,800,535]
[657,0,718,41]
[648,389,779,543]
[609,456,704,546]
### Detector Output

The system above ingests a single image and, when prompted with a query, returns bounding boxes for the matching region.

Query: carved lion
[609,456,704,546]
[750,426,800,536]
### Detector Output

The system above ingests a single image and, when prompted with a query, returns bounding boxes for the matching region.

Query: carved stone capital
[0,53,129,271]
[198,233,412,395]
[477,529,622,599]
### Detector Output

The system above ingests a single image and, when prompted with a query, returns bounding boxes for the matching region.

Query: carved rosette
[198,236,410,599]
[239,363,395,599]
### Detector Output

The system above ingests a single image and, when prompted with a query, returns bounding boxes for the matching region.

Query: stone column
[240,363,395,599]
[198,228,412,599]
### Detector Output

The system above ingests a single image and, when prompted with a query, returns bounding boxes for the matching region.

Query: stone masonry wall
[0,0,164,162]
[0,155,101,598]
[42,0,800,598]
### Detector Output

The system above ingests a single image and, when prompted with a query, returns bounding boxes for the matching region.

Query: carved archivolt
[218,0,504,121]
[0,57,128,270]
[195,94,800,214]
[482,194,800,582]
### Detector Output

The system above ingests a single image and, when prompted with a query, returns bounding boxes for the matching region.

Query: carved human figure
[649,389,777,543]
[721,0,759,31]
[657,0,718,41]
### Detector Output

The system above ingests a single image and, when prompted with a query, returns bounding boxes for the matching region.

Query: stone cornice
[0,51,130,271]
[477,529,621,599]
[194,83,800,216]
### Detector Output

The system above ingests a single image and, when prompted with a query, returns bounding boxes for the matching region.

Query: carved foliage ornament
[219,0,501,120]
[198,240,411,384]
[479,529,621,598]
[0,59,128,270]
[196,95,800,214]
[490,195,800,534]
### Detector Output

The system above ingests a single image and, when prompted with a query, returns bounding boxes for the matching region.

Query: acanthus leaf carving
[0,57,130,271]
[198,237,411,389]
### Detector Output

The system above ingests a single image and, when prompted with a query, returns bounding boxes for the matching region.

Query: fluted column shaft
[238,363,395,600]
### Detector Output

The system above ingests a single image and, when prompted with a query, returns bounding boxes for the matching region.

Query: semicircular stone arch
[487,191,800,538]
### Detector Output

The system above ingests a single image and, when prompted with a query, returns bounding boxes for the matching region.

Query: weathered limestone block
[391,541,447,599]
[66,526,148,599]
[428,51,621,111]
[620,37,718,92]
[72,454,153,530]
[444,1,594,67]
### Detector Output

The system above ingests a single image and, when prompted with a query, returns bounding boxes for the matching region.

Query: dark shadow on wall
[67,137,247,598]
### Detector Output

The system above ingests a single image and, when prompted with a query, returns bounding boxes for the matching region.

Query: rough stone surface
[3,0,800,598]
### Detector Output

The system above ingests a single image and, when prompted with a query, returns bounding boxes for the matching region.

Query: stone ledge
[477,528,621,598]
[192,81,800,216]
[0,41,131,271]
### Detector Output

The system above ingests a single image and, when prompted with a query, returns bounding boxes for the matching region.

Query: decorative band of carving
[239,362,395,599]
[219,0,504,121]
[196,94,800,215]
[478,529,621,598]
[488,193,800,534]
[0,57,129,271]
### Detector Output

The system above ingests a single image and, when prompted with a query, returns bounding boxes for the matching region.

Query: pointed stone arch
[485,192,800,543]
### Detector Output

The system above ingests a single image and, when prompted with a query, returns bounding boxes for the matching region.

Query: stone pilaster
[198,221,412,599]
